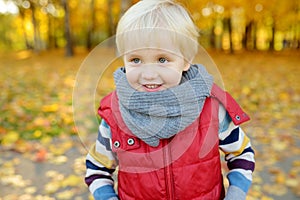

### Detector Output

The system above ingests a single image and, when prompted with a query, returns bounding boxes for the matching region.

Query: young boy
[85,0,255,199]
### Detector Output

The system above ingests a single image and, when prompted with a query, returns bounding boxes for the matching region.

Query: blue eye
[131,58,141,64]
[158,57,168,63]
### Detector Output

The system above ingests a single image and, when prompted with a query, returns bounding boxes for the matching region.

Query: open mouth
[143,84,162,91]
[144,84,161,89]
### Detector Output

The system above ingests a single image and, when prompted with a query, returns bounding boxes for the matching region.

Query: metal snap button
[127,138,135,146]
[235,115,241,120]
[113,141,120,148]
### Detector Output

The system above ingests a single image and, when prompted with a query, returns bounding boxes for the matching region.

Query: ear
[183,61,191,71]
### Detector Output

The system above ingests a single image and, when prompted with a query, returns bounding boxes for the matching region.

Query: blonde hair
[116,0,199,62]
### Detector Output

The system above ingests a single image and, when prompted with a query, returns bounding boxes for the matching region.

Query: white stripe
[86,168,112,178]
[227,151,255,163]
[229,169,253,181]
[220,129,245,152]
[226,142,254,161]
[225,142,252,160]
[89,178,114,194]
[99,122,112,138]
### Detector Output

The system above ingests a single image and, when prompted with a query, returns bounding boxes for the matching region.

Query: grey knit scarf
[114,64,213,147]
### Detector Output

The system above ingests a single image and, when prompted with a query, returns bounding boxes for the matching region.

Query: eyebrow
[124,53,141,60]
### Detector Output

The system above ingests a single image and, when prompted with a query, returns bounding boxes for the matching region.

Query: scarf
[114,64,213,147]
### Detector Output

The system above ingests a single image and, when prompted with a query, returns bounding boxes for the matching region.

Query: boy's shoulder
[211,84,250,125]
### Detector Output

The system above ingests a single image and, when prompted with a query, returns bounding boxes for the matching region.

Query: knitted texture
[114,64,213,146]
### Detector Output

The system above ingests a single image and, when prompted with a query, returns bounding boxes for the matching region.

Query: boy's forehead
[125,37,179,54]
[119,29,187,55]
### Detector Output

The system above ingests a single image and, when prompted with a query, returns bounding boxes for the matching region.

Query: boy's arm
[218,106,255,200]
[85,120,119,200]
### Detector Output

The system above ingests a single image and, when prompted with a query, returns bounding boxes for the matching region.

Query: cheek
[170,74,182,86]
[162,69,182,86]
[125,69,138,86]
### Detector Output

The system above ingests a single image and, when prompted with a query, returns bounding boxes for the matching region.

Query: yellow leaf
[57,190,74,199]
[33,130,42,138]
[285,178,298,188]
[24,186,37,194]
[292,160,300,167]
[45,170,60,178]
[261,196,274,200]
[61,175,82,187]
[242,86,251,95]
[42,104,59,112]
[275,173,286,184]
[44,182,60,194]
[279,92,289,101]
[1,131,19,146]
[40,135,53,145]
[271,140,287,151]
[49,155,68,165]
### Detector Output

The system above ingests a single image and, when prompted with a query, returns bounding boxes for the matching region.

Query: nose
[141,65,159,80]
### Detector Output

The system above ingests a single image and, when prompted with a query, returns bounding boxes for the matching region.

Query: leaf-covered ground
[0,49,299,200]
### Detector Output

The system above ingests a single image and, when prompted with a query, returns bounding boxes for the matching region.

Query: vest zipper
[163,139,175,200]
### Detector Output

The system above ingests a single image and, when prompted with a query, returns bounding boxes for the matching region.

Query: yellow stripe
[230,135,250,156]
[89,144,115,169]
[223,134,250,156]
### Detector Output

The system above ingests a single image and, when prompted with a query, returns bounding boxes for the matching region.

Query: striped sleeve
[85,120,119,199]
[218,105,255,194]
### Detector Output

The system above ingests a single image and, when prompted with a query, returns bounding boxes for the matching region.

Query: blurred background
[0,0,299,53]
[0,0,299,200]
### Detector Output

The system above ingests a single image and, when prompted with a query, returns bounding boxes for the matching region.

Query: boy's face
[124,48,190,92]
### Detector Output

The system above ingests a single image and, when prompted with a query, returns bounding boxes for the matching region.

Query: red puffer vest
[98,84,249,200]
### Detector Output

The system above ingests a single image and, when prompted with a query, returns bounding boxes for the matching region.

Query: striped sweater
[85,105,255,200]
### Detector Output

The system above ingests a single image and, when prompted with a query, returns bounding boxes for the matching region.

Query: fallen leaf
[35,148,47,162]
[61,175,82,187]
[1,131,19,147]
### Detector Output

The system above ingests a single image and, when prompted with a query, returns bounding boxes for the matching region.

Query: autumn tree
[61,0,73,56]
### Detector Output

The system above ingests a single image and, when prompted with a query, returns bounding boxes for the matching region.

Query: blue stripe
[219,127,240,145]
[97,130,112,151]
[227,171,252,193]
[86,160,101,170]
[93,185,118,200]
[242,146,255,155]
[86,160,115,173]
[219,112,232,133]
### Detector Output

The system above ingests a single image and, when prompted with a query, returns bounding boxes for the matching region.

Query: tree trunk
[107,0,115,37]
[86,0,95,50]
[31,4,41,52]
[62,0,74,56]
[19,9,32,49]
[47,15,57,49]
[245,20,255,50]
[270,26,275,51]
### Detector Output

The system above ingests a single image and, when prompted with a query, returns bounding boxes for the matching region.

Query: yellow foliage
[42,104,59,112]
[1,131,20,147]
[33,130,42,138]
